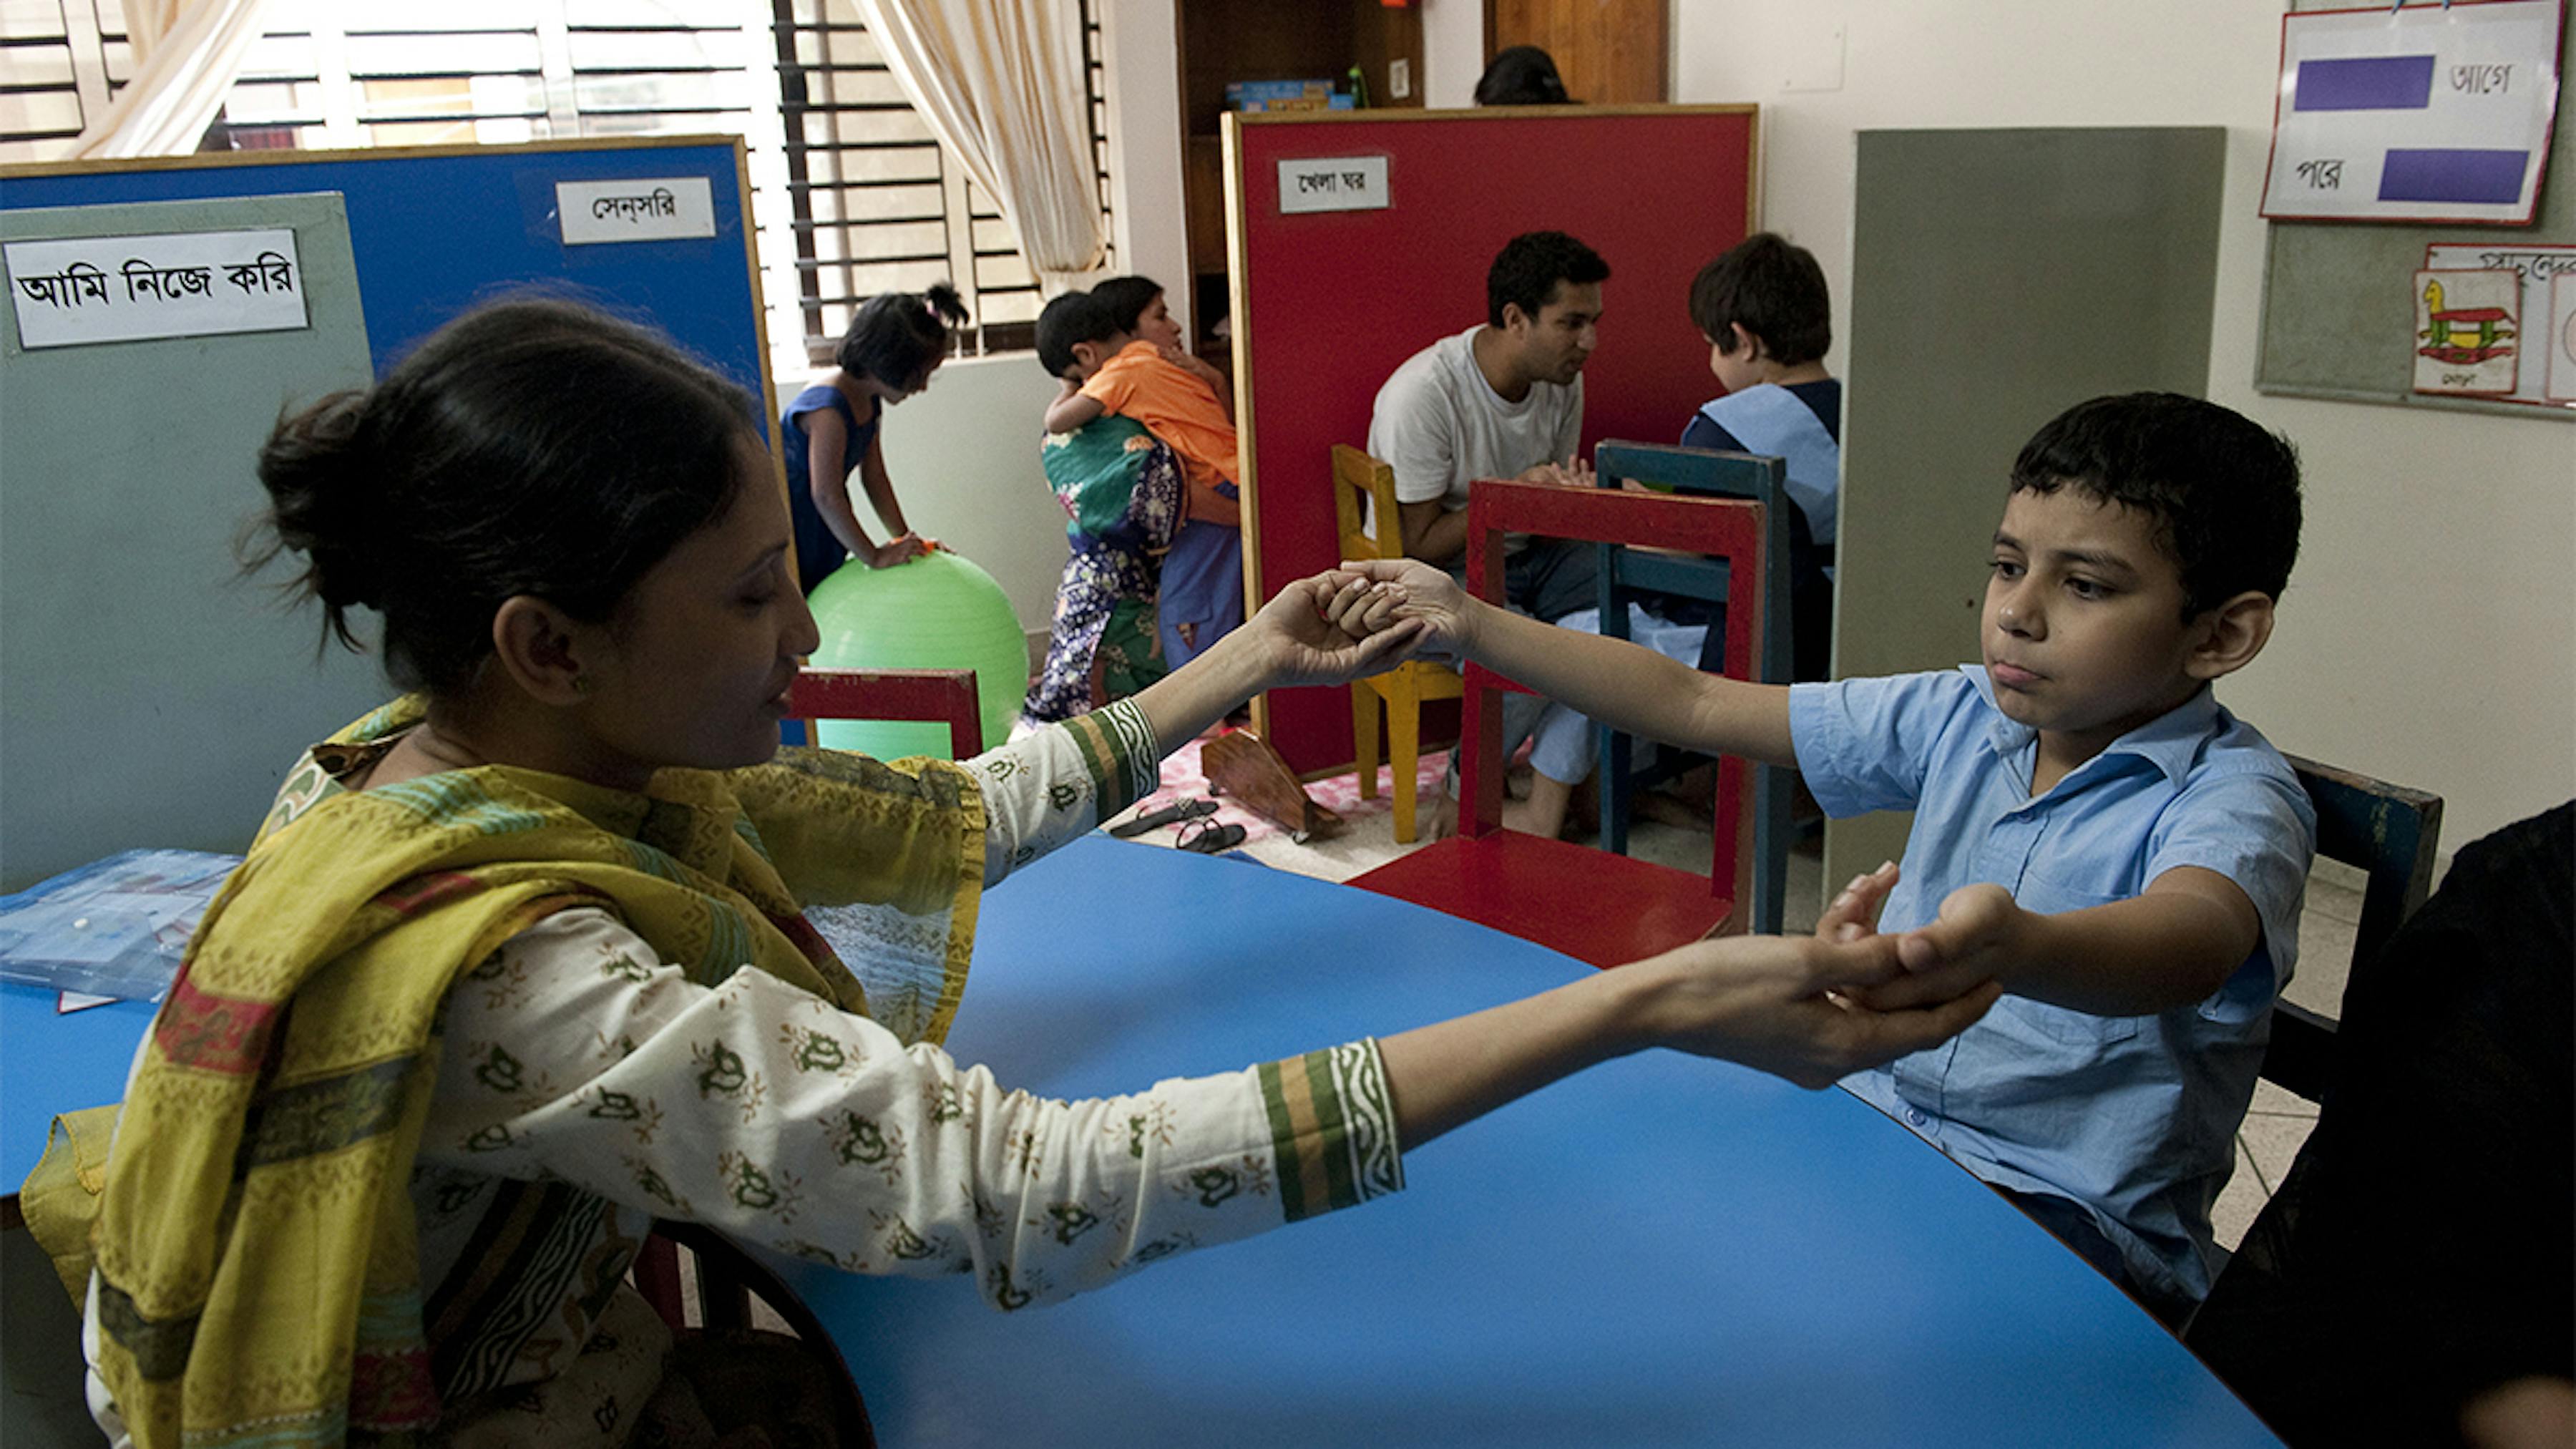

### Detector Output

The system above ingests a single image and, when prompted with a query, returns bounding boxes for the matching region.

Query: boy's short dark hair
[1036,291,1118,378]
[1688,233,1831,366]
[1487,231,1609,329]
[2010,392,2303,618]
[1091,275,1164,336]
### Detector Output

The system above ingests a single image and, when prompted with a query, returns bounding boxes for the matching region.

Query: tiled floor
[1112,745,2381,1254]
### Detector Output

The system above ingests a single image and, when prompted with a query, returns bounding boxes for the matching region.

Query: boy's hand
[1327,558,1475,665]
[1817,860,1901,944]
[1160,343,1226,389]
[1516,457,1598,489]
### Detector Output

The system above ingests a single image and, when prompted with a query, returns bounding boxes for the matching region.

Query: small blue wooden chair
[1587,441,1797,934]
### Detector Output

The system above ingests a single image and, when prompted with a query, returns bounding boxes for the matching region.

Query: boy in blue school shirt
[1340,392,2317,1323]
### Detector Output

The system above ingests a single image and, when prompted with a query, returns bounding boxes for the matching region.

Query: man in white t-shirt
[1367,230,1607,625]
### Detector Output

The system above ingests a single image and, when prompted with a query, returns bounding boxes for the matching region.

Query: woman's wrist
[1564,957,1669,1062]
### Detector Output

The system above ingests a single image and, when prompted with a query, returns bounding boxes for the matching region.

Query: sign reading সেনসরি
[6,228,306,350]
[555,176,716,245]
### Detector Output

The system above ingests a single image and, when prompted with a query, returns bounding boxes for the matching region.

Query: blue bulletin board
[0,135,776,439]
[0,137,773,889]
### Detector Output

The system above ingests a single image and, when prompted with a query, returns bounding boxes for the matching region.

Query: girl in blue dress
[781,283,967,590]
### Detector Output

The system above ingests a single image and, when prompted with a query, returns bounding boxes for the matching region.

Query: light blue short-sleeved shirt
[1790,667,2316,1302]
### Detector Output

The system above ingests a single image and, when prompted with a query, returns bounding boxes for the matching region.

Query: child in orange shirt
[1043,278,1244,663]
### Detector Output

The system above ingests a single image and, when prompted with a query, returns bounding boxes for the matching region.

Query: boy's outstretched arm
[1879,868,2262,1016]
[1336,559,1797,769]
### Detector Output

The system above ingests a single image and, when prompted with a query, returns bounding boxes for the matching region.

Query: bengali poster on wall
[2262,0,2562,224]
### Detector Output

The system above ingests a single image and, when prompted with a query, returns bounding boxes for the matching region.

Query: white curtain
[853,0,1111,295]
[68,0,273,160]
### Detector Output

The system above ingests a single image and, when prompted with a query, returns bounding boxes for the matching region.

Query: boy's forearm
[1997,881,2256,1015]
[1044,394,1102,434]
[1462,600,1797,767]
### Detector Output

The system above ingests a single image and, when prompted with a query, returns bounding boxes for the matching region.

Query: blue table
[783,836,2277,1447]
[2,987,155,1214]
[0,839,2277,1445]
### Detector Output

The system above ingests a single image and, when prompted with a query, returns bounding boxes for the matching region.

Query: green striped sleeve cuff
[1060,698,1160,819]
[1256,1039,1404,1222]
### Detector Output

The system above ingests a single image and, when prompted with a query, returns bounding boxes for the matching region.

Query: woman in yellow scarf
[57,298,1996,1449]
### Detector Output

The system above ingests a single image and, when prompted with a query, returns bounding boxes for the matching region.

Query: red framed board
[1221,106,1758,776]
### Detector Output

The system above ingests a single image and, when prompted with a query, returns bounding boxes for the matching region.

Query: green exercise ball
[806,547,1028,761]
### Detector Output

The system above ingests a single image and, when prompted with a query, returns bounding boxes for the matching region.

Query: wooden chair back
[787,668,985,758]
[1332,444,1405,563]
[2259,755,2443,1102]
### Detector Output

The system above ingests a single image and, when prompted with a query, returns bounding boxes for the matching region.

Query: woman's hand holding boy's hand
[1614,929,2001,1090]
[1239,574,1428,691]
[1825,874,2021,1013]
[1324,559,1476,666]
[1803,861,1999,1010]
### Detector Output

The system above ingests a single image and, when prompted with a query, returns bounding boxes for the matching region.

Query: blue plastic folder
[0,849,238,1002]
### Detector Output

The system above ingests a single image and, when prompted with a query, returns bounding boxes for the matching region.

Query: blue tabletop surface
[0,836,2275,1445]
[782,836,2278,1448]
[3,985,155,1191]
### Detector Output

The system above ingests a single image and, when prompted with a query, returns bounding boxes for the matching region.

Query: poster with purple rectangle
[2263,0,2562,223]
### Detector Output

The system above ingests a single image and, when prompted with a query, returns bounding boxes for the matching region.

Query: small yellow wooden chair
[1333,444,1463,843]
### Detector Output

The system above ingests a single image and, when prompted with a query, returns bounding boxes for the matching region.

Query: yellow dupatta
[79,698,988,1449]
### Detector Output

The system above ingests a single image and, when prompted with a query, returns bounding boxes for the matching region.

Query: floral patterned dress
[82,701,1401,1448]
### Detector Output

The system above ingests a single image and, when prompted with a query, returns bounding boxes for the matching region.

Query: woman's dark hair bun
[239,296,754,694]
[247,389,382,647]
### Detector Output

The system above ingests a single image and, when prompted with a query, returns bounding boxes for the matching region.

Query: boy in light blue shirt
[1342,392,2317,1322]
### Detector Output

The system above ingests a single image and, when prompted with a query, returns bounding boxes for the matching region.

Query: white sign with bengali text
[2261,0,2562,223]
[6,229,307,350]
[557,176,716,245]
[1277,156,1390,215]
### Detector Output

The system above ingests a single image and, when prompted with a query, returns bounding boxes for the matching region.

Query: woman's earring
[571,675,594,696]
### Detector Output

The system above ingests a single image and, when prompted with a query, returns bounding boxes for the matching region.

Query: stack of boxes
[1225,79,1355,112]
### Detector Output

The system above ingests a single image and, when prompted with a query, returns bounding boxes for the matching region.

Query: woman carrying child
[779,285,965,590]
[45,298,1996,1448]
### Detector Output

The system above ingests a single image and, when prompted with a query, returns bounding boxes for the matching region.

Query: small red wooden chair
[1349,478,1764,969]
[786,667,985,757]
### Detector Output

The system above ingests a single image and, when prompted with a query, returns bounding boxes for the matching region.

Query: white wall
[806,353,1070,630]
[1676,0,2576,852]
[1422,0,1485,108]
[1099,0,1190,331]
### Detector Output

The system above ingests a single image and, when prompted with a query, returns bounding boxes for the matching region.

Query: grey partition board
[1830,127,2225,887]
[2256,2,2573,420]
[2,193,382,889]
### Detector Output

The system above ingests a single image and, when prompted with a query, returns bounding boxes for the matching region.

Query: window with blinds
[773,0,1111,361]
[0,0,1112,371]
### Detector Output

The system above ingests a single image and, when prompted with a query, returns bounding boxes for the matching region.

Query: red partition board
[1223,107,1757,776]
